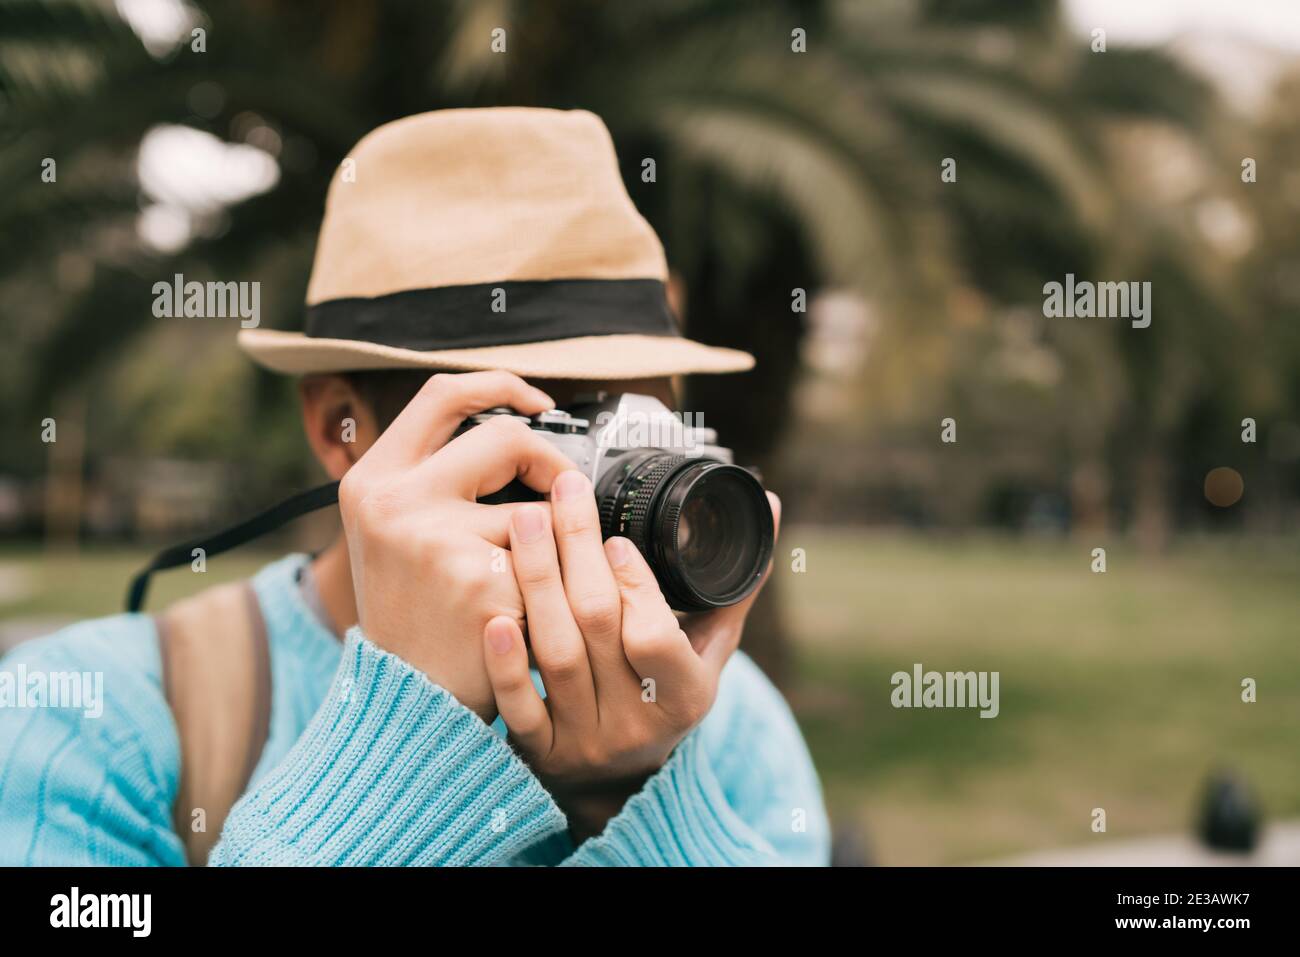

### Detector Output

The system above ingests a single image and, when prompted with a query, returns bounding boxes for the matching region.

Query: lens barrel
[597,452,773,611]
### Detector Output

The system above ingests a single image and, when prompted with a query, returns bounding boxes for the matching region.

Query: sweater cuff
[211,629,567,866]
[561,729,778,866]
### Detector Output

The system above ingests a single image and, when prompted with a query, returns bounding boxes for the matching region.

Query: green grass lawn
[2,531,1297,864]
[0,545,281,621]
[781,531,1300,864]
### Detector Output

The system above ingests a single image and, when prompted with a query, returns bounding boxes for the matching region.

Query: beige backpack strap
[156,580,271,866]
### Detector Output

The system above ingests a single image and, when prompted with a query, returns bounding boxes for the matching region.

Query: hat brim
[238,329,754,379]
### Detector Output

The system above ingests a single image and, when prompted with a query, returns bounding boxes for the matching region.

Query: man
[0,108,829,866]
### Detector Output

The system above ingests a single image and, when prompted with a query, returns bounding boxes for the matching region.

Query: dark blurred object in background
[830,822,874,867]
[1197,769,1262,853]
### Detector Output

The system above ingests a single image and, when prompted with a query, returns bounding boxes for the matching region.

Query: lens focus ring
[596,451,773,612]
[602,454,689,545]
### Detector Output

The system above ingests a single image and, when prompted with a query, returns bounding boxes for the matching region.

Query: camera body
[459,393,773,612]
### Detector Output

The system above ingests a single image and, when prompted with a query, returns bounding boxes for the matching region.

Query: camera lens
[597,452,773,611]
[671,468,753,597]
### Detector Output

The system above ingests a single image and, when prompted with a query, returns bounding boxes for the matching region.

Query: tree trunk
[1132,448,1170,553]
[1069,458,1110,537]
[44,392,87,557]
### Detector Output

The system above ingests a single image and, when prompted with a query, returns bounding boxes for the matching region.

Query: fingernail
[552,469,589,502]
[532,388,555,410]
[486,619,515,655]
[606,536,632,567]
[513,504,546,542]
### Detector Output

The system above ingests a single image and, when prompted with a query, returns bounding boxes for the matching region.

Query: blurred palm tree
[0,0,1224,679]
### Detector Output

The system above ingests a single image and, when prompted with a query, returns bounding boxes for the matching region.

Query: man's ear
[298,374,379,480]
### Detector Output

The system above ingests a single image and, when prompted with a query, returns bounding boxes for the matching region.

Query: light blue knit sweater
[0,555,829,866]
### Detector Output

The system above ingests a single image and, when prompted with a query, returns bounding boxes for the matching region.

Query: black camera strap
[125,481,340,613]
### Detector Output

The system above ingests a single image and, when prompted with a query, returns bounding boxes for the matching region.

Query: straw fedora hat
[238,107,754,379]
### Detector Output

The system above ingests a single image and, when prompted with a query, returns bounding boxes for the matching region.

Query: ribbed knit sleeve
[209,629,567,866]
[0,615,187,866]
[559,730,778,866]
[560,652,831,867]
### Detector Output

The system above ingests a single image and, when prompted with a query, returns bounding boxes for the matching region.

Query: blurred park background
[2,0,1298,864]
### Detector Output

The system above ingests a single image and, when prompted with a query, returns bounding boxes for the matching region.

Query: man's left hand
[481,468,780,842]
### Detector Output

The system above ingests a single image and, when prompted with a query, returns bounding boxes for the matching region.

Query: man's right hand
[336,371,574,722]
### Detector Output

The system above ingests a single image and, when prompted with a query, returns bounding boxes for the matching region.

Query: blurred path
[0,563,31,606]
[980,823,1300,866]
[0,561,71,654]
[0,617,74,654]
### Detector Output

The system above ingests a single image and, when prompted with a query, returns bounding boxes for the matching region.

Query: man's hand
[481,468,780,840]
[337,371,575,722]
